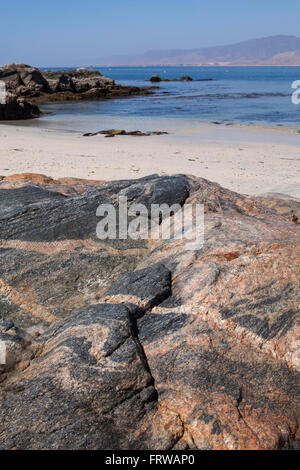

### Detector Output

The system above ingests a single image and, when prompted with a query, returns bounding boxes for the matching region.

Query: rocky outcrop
[0,91,40,120]
[0,174,299,449]
[0,64,154,120]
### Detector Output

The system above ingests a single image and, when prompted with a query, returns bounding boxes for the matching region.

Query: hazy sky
[1,0,300,66]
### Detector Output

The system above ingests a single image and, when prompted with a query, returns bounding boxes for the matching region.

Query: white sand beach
[0,122,300,197]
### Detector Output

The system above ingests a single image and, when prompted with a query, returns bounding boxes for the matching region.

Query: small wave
[174,92,289,100]
[243,92,288,98]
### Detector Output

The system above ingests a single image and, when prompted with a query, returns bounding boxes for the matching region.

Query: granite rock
[0,173,299,449]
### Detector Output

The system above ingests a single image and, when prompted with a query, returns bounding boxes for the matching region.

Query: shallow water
[36,66,300,132]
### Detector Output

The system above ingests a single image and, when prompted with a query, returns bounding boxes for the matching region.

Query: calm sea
[38,66,300,132]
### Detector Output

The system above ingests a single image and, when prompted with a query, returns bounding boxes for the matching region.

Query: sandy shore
[0,122,300,197]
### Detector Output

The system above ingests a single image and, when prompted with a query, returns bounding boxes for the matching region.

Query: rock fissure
[126,308,158,400]
[235,387,262,446]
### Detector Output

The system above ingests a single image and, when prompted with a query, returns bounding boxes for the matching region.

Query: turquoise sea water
[38,66,300,132]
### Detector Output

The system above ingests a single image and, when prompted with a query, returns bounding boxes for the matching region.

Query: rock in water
[178,75,193,81]
[0,174,299,449]
[148,75,194,82]
[0,64,154,120]
[149,75,162,82]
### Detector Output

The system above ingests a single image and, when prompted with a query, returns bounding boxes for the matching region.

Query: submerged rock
[0,173,299,449]
[149,75,198,82]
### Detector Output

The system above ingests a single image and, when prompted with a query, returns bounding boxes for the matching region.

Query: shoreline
[1,121,299,198]
[3,112,300,135]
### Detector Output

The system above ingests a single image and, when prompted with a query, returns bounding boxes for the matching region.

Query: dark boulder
[0,92,40,120]
[149,75,162,82]
[149,75,194,82]
[178,75,193,81]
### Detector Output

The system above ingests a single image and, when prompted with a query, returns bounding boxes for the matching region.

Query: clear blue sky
[1,0,299,66]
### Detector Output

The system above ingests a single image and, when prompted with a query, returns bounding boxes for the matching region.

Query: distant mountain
[92,35,300,66]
